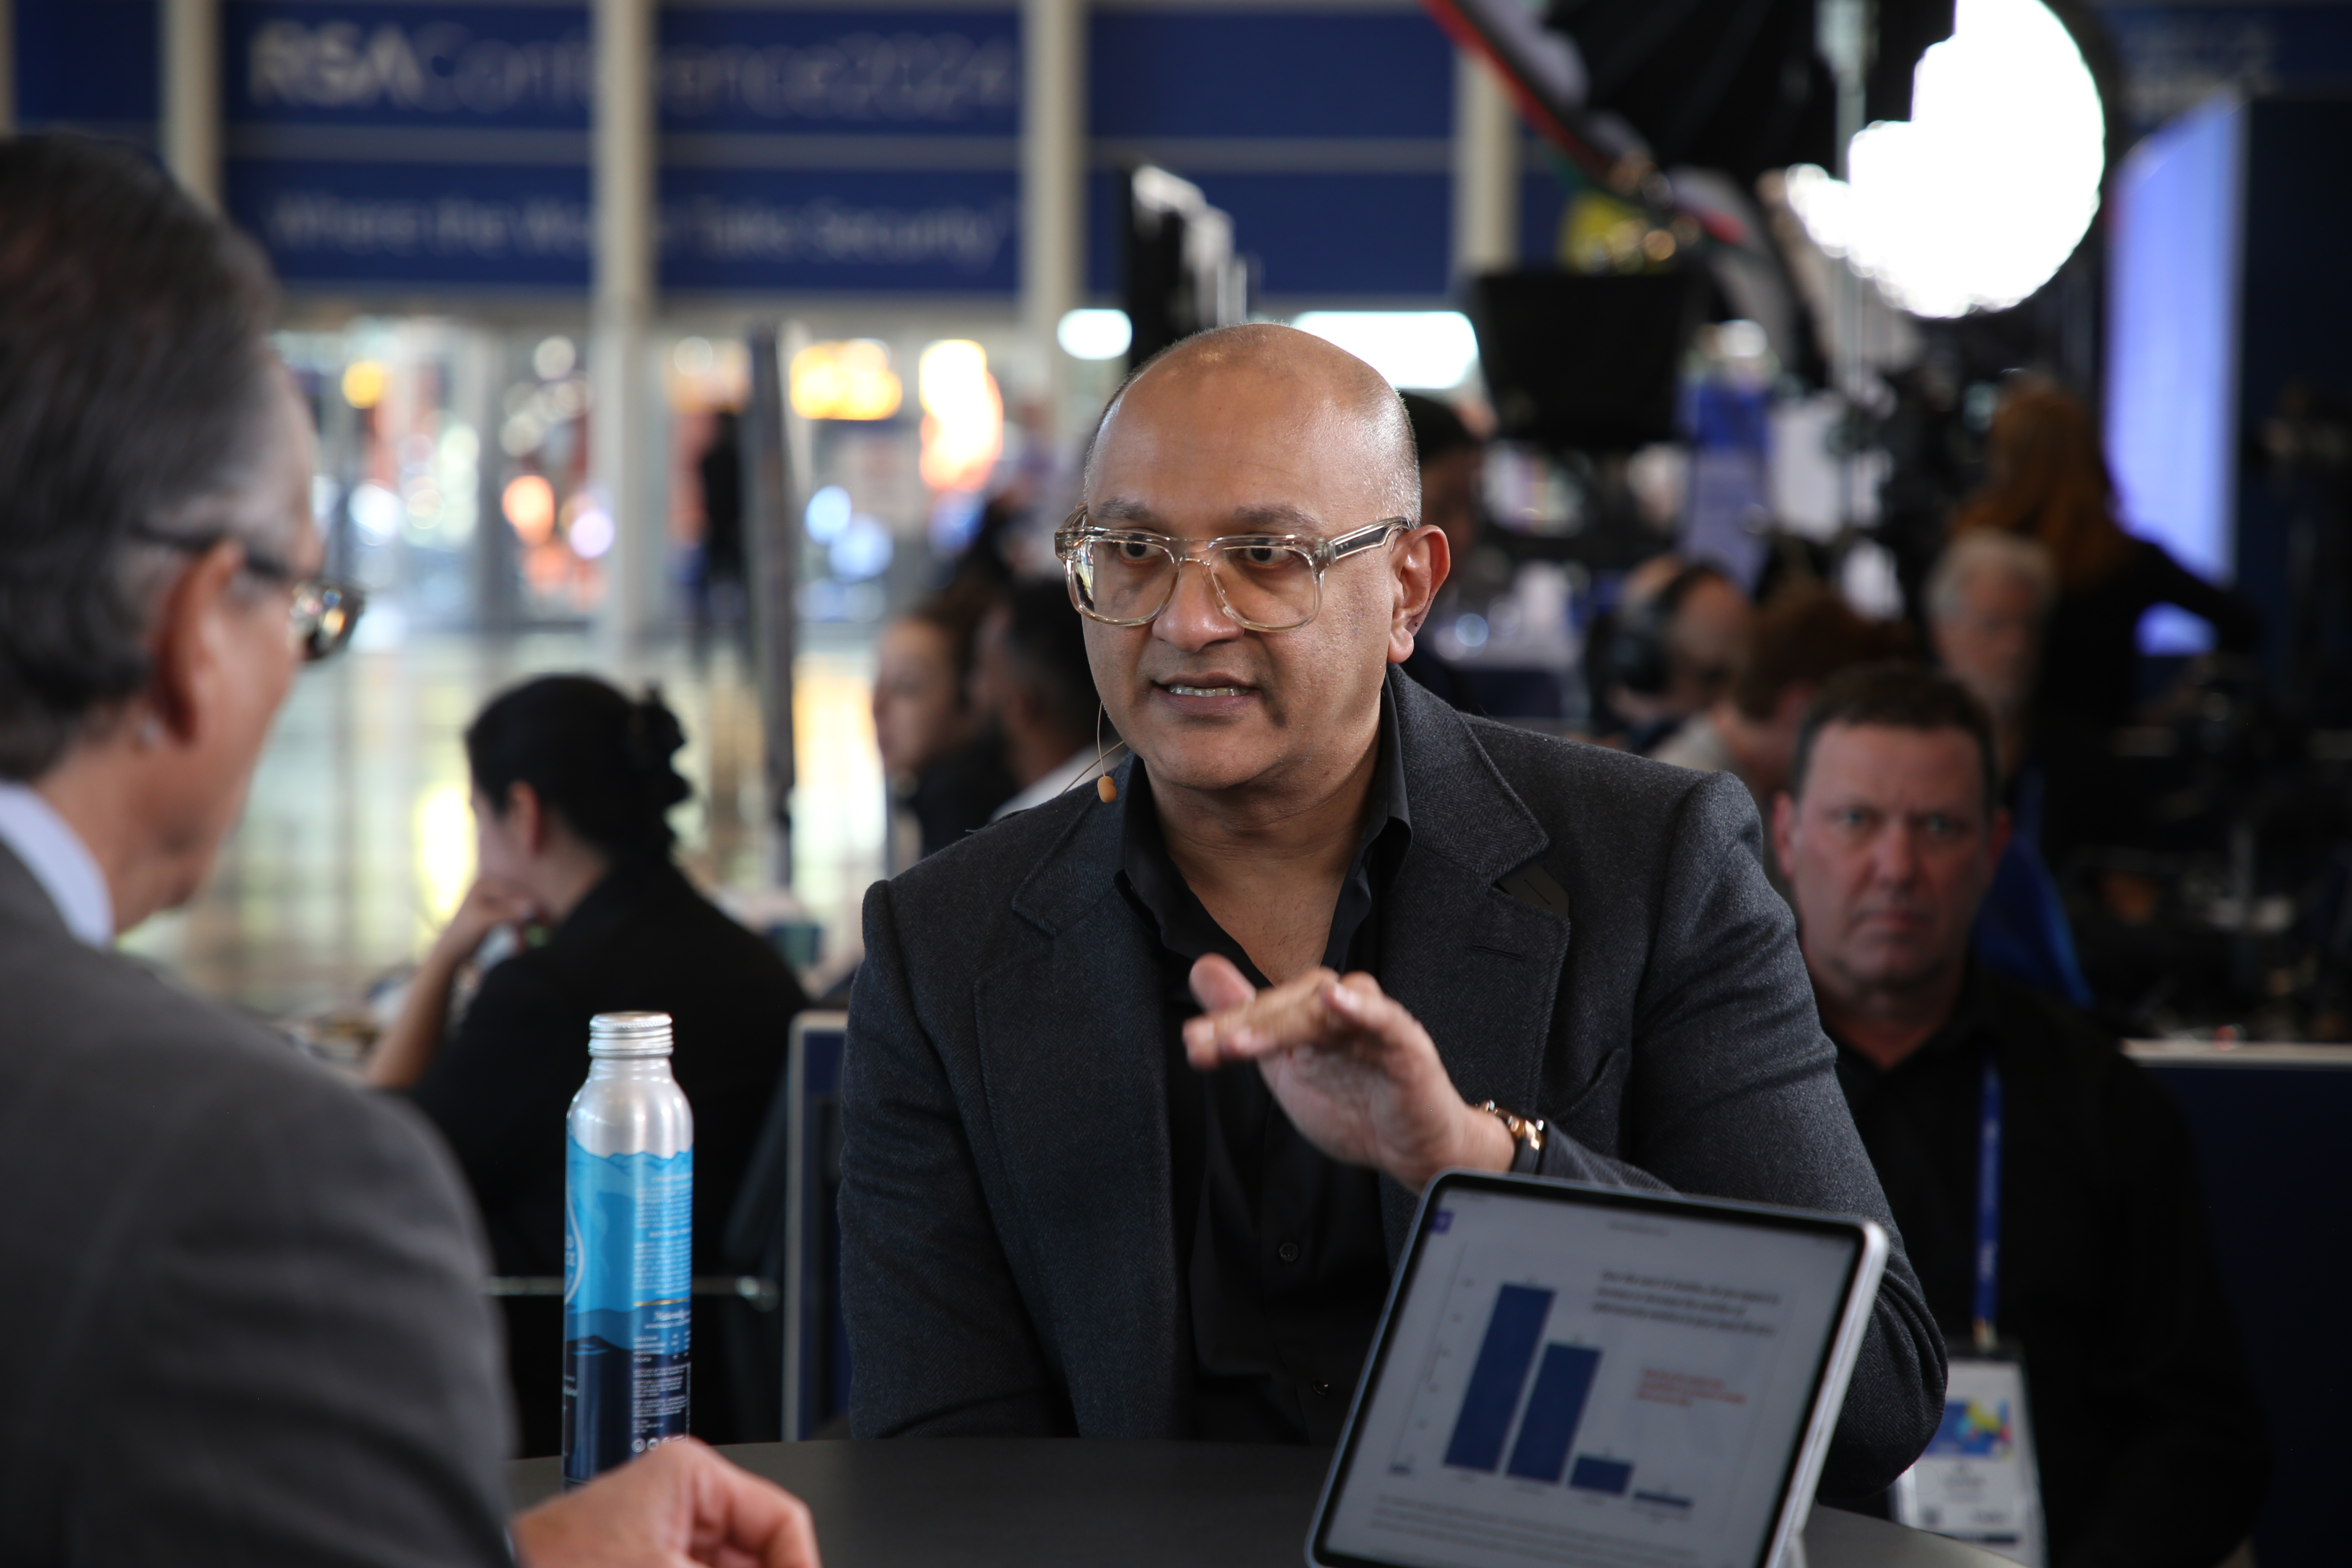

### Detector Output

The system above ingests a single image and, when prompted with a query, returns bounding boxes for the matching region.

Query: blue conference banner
[226,158,593,288]
[659,7,1021,135]
[661,165,1020,294]
[228,3,593,130]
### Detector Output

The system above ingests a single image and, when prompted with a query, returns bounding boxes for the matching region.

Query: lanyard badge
[1889,1054,2049,1567]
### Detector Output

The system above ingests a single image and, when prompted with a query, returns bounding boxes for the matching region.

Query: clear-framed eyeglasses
[1053,508,1409,633]
[130,527,367,662]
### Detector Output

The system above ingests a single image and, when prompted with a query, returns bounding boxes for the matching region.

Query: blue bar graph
[1570,1456,1633,1495]
[1443,1284,1554,1472]
[1505,1344,1602,1482]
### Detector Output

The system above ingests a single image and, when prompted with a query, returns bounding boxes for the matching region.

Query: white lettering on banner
[667,195,1015,272]
[249,21,594,115]
[259,189,1010,274]
[246,20,1017,124]
[662,34,1018,122]
[263,192,593,259]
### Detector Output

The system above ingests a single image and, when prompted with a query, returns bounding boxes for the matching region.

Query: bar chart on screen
[1385,1244,1792,1528]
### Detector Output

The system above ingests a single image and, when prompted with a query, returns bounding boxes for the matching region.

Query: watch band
[1477,1100,1547,1175]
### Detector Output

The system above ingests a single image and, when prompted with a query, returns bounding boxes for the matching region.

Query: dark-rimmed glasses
[1054,508,1408,633]
[131,527,366,662]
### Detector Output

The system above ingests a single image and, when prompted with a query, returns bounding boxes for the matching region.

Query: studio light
[1291,312,1481,390]
[1785,0,2104,318]
[1057,309,1133,361]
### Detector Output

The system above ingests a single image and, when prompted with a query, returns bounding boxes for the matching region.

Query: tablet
[1309,1172,1889,1568]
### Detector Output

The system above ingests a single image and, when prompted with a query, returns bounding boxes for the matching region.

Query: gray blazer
[842,668,1945,1497]
[0,844,513,1566]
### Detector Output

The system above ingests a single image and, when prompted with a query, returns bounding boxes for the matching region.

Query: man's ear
[506,781,546,854]
[1988,804,2013,868]
[145,540,249,746]
[1771,790,1798,877]
[1390,524,1450,661]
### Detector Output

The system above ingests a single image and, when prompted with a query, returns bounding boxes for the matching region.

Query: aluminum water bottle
[562,1011,693,1485]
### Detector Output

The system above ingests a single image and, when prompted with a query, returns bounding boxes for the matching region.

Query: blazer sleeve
[1564,771,1948,1499]
[838,877,1066,1437]
[78,1071,514,1567]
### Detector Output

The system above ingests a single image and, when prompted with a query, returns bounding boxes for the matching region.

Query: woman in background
[873,592,1017,860]
[368,674,809,1455]
[1954,375,2259,729]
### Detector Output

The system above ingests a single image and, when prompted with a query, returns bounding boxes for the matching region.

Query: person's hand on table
[511,1437,821,1568]
[1184,954,1514,1190]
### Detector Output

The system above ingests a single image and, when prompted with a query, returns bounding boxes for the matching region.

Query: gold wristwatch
[1478,1100,1547,1173]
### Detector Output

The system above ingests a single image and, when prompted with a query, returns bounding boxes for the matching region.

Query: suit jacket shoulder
[0,854,512,1567]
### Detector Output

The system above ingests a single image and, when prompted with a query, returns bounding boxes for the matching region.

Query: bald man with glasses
[839,325,1945,1498]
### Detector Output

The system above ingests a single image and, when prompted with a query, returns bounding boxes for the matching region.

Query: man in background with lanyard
[1773,664,2266,1568]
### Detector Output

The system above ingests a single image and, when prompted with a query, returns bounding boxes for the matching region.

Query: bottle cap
[588,1011,674,1057]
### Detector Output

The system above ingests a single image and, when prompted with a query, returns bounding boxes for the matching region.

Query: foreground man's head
[0,137,322,928]
[1074,323,1446,805]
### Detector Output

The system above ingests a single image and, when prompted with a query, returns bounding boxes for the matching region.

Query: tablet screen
[1318,1180,1864,1568]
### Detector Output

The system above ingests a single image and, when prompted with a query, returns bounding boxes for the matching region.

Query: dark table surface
[511,1440,2010,1567]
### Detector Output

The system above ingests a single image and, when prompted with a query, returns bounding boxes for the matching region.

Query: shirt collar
[0,782,115,946]
[1826,962,1997,1080]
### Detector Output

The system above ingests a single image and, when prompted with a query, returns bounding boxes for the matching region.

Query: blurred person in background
[1954,375,2260,730]
[1928,532,2092,1006]
[1584,556,1751,753]
[1776,665,2265,1568]
[1656,584,1912,837]
[691,408,746,658]
[976,576,1110,818]
[874,593,1016,861]
[0,135,814,1565]
[367,675,811,1454]
[1396,393,1477,710]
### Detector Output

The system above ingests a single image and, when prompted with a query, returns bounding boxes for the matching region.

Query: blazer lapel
[1374,672,1574,1253]
[971,766,1187,1434]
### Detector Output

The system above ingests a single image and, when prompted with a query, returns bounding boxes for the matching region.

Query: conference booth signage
[221,1,1025,294]
[17,0,1474,303]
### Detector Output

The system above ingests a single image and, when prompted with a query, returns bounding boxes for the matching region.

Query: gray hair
[0,139,282,780]
[1926,530,2057,625]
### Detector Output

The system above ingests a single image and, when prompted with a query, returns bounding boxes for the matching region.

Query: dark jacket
[840,667,1946,1498]
[0,843,511,1566]
[1834,970,2267,1568]
[408,857,807,1452]
[2042,540,2259,727]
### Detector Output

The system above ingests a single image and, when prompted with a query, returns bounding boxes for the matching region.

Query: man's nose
[1871,824,1923,885]
[1152,557,1239,652]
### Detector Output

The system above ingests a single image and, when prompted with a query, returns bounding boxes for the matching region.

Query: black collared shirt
[1829,968,2266,1567]
[1117,690,1413,1445]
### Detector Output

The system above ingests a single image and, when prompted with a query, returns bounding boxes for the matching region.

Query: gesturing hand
[510,1437,821,1568]
[1183,954,1514,1190]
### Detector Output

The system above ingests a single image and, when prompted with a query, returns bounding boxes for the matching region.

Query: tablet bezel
[1306,1170,1889,1568]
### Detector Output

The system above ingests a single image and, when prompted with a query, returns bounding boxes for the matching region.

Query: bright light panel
[1058,309,1133,361]
[790,340,902,421]
[1786,0,2104,318]
[916,340,1004,493]
[1291,312,1481,390]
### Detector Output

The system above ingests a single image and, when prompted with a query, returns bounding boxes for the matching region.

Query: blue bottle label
[561,1140,692,1485]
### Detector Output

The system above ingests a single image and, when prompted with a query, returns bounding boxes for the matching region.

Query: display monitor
[1469,272,1706,452]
